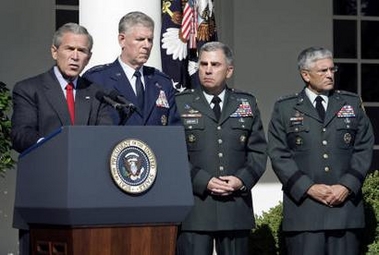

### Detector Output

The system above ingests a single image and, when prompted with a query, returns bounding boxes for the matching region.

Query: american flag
[160,0,217,90]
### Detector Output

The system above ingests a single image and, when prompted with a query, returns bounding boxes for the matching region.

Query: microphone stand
[118,106,136,125]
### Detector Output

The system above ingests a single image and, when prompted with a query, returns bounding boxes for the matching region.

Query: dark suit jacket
[175,87,267,231]
[267,89,374,232]
[83,60,181,126]
[11,68,113,153]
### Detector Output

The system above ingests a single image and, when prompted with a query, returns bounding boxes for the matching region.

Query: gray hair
[198,41,234,66]
[118,11,155,34]
[297,47,333,70]
[52,23,93,51]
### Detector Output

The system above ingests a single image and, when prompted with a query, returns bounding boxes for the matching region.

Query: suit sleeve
[235,99,268,190]
[166,81,182,126]
[267,101,314,202]
[339,100,374,194]
[11,82,40,153]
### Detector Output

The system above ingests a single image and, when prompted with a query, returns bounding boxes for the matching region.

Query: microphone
[95,91,124,110]
[108,90,136,110]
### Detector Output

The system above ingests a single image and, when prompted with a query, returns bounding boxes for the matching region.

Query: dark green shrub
[0,81,15,177]
[249,202,284,255]
[361,170,379,254]
[250,170,379,255]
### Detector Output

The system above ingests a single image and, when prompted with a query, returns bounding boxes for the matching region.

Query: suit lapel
[143,67,161,123]
[109,61,141,113]
[74,78,92,125]
[219,90,240,124]
[294,90,322,122]
[43,70,71,125]
[191,89,217,122]
[324,91,345,126]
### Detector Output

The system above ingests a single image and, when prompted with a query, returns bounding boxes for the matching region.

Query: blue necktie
[134,70,144,110]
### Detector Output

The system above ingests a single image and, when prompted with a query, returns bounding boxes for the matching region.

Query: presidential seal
[110,139,157,194]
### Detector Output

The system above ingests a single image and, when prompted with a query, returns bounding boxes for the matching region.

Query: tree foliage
[250,170,379,254]
[0,81,15,177]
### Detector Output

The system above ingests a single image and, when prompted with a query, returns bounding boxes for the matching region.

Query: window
[55,0,79,29]
[333,0,379,171]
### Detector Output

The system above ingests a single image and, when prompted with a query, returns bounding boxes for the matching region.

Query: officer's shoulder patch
[151,67,171,80]
[335,90,359,98]
[277,93,298,102]
[230,88,256,98]
[85,63,112,74]
[175,88,195,97]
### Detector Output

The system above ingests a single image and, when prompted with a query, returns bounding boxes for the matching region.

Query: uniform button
[323,154,329,159]
[241,125,245,128]
[324,166,330,172]
[322,140,328,145]
[219,166,224,171]
[295,127,299,132]
[218,139,223,144]
[218,153,223,158]
[322,128,327,132]
[217,126,222,130]
[346,125,350,128]
[188,126,193,129]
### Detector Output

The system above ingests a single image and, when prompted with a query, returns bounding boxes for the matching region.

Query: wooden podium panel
[31,225,177,255]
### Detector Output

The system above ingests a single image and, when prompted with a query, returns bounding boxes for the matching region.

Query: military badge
[344,133,352,144]
[337,105,355,118]
[188,134,196,143]
[181,105,202,118]
[156,90,170,108]
[295,136,303,145]
[183,118,199,125]
[240,135,247,143]
[110,139,157,194]
[290,111,304,126]
[230,101,253,117]
[161,115,168,126]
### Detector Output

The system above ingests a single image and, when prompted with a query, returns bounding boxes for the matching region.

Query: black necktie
[211,96,221,121]
[134,70,144,110]
[315,96,325,121]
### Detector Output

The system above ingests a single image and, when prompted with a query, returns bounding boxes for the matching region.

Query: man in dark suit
[84,11,180,126]
[11,23,112,254]
[267,47,374,255]
[175,41,267,255]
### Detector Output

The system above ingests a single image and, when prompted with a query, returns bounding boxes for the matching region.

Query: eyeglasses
[305,66,338,75]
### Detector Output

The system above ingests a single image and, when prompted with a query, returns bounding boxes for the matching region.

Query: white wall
[0,1,333,253]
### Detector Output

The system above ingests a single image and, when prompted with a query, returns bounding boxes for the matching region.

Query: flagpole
[79,0,162,72]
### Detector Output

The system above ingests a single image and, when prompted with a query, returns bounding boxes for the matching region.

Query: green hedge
[250,170,379,255]
[0,81,15,177]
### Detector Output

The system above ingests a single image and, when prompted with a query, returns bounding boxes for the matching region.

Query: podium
[13,126,193,255]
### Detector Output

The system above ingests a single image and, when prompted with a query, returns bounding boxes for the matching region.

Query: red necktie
[66,82,75,124]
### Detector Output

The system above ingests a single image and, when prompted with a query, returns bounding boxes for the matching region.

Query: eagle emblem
[110,139,157,194]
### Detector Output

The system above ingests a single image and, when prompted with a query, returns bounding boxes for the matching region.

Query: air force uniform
[83,60,181,126]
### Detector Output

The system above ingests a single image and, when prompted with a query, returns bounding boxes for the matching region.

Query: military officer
[84,11,180,126]
[267,47,374,255]
[175,41,267,255]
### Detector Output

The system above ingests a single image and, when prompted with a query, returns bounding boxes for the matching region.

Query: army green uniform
[267,89,374,255]
[175,87,267,255]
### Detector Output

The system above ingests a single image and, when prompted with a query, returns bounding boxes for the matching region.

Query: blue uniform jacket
[83,59,181,126]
